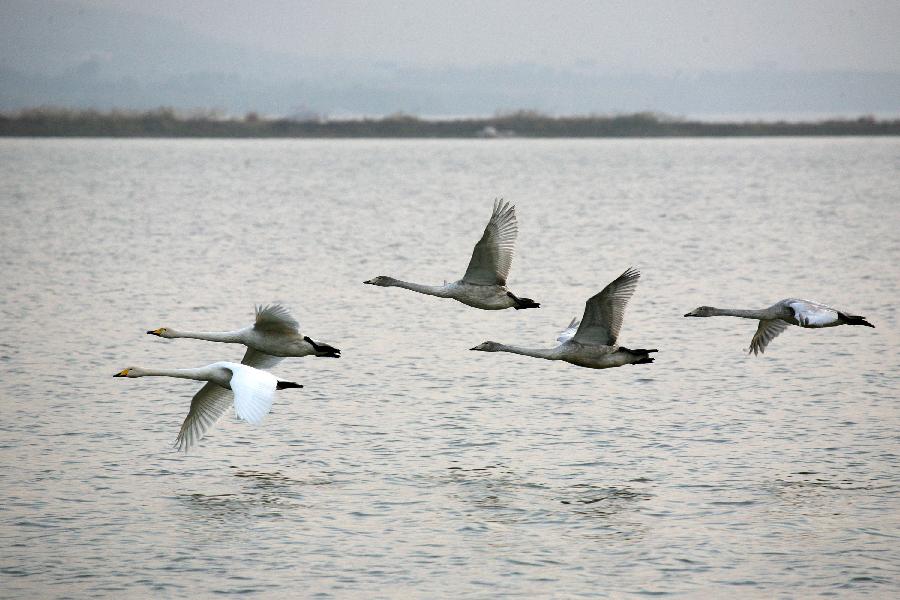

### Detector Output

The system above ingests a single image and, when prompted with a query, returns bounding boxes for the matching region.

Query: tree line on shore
[2,107,898,137]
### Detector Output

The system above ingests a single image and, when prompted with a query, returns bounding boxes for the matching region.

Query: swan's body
[114,361,303,451]
[364,200,539,311]
[684,298,875,355]
[471,268,657,369]
[148,304,340,367]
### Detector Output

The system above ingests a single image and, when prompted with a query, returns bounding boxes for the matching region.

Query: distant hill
[2,108,898,138]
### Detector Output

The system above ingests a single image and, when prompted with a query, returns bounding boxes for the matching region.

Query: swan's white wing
[228,364,278,425]
[572,268,640,346]
[253,304,299,334]
[556,317,580,343]
[787,300,839,327]
[241,347,283,370]
[462,199,518,286]
[174,382,234,452]
[749,319,790,355]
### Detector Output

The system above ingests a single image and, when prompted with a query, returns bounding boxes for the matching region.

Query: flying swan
[471,267,657,368]
[147,304,340,366]
[684,298,875,354]
[114,361,303,451]
[364,199,540,310]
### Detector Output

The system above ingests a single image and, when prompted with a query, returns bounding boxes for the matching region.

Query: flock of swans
[115,200,875,451]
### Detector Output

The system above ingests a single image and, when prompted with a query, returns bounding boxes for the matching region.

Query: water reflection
[176,468,335,521]
[442,463,652,535]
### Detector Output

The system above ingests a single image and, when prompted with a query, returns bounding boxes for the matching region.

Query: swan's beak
[683,312,696,317]
[113,369,129,377]
[147,329,163,336]
[363,279,374,285]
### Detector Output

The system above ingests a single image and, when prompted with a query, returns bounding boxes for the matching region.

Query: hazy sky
[77,0,900,73]
[3,1,899,116]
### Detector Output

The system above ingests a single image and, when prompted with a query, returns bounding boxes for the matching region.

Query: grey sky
[78,0,900,73]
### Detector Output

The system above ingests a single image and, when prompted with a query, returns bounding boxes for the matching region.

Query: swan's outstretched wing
[557,317,580,343]
[462,199,518,286]
[572,268,641,346]
[253,304,299,334]
[786,300,839,327]
[228,365,278,425]
[175,383,234,452]
[241,347,283,370]
[749,319,790,355]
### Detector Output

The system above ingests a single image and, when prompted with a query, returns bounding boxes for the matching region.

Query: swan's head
[470,341,502,352]
[113,367,144,378]
[146,327,173,338]
[363,276,398,287]
[684,306,715,317]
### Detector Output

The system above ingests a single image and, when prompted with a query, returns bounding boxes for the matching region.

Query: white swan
[364,199,540,310]
[114,361,303,451]
[471,267,657,369]
[147,304,340,366]
[684,298,875,355]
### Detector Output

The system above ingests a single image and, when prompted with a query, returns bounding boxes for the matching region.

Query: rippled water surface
[1,138,898,598]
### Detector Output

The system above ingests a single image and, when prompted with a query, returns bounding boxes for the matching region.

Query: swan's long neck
[496,344,560,361]
[389,279,452,298]
[137,367,210,381]
[168,329,245,343]
[708,308,769,320]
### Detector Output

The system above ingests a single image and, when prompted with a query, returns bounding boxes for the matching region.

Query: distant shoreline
[2,109,899,138]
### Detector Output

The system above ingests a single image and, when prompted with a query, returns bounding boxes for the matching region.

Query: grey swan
[364,199,539,310]
[147,304,340,367]
[684,298,874,354]
[471,267,657,369]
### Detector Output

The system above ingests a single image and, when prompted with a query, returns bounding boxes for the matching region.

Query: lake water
[0,138,898,598]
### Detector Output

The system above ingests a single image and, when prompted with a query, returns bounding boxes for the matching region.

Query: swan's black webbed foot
[276,381,304,390]
[303,336,342,358]
[838,312,875,328]
[514,297,541,310]
[507,291,541,310]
